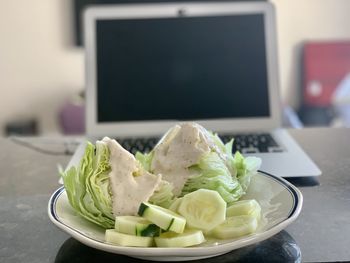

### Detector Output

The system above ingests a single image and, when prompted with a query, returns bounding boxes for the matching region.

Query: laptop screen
[96,14,270,123]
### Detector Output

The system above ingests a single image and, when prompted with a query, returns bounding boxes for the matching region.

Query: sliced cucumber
[138,202,186,233]
[177,189,226,231]
[212,215,258,239]
[226,199,261,220]
[115,216,160,237]
[140,224,161,237]
[105,229,154,247]
[154,229,205,247]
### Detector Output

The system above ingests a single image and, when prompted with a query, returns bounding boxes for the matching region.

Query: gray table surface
[0,128,349,262]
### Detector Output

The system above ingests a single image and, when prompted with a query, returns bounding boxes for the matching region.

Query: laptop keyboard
[118,137,159,155]
[220,133,284,154]
[117,133,283,155]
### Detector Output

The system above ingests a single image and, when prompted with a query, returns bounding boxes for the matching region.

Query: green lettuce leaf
[232,151,261,192]
[148,180,175,208]
[61,142,114,229]
[89,141,114,219]
[209,132,227,153]
[135,151,154,172]
[207,132,237,177]
[181,132,261,204]
[209,132,261,194]
[181,151,244,203]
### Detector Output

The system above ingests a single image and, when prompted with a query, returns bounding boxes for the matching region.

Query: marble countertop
[1,127,349,262]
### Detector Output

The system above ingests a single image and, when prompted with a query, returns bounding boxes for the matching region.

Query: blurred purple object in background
[59,100,85,134]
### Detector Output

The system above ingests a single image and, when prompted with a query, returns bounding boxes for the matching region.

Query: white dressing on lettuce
[151,123,213,195]
[102,137,162,216]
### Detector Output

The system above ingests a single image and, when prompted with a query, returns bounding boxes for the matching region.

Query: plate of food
[48,123,302,261]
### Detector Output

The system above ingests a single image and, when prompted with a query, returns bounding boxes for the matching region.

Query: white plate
[48,171,302,261]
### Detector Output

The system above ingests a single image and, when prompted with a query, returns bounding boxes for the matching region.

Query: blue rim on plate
[48,171,303,261]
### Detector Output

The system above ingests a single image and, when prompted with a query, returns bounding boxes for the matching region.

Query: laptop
[70,1,321,178]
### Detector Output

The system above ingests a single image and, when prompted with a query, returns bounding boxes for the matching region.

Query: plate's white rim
[48,171,303,257]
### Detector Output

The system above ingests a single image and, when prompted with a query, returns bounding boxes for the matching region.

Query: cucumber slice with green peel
[155,229,205,247]
[177,189,226,231]
[115,216,160,237]
[139,224,161,237]
[138,202,186,233]
[226,199,261,220]
[168,197,183,212]
[212,215,258,239]
[105,229,154,247]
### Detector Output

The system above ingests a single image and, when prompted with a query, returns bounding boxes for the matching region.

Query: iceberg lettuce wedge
[62,142,168,228]
[61,142,114,229]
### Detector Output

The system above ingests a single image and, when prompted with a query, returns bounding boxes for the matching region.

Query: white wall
[0,0,349,135]
[270,0,350,108]
[0,0,84,135]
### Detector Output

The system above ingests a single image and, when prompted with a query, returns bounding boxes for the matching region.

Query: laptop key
[268,146,284,153]
[241,147,259,154]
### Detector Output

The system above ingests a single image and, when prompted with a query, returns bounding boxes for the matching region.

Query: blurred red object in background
[303,41,350,107]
